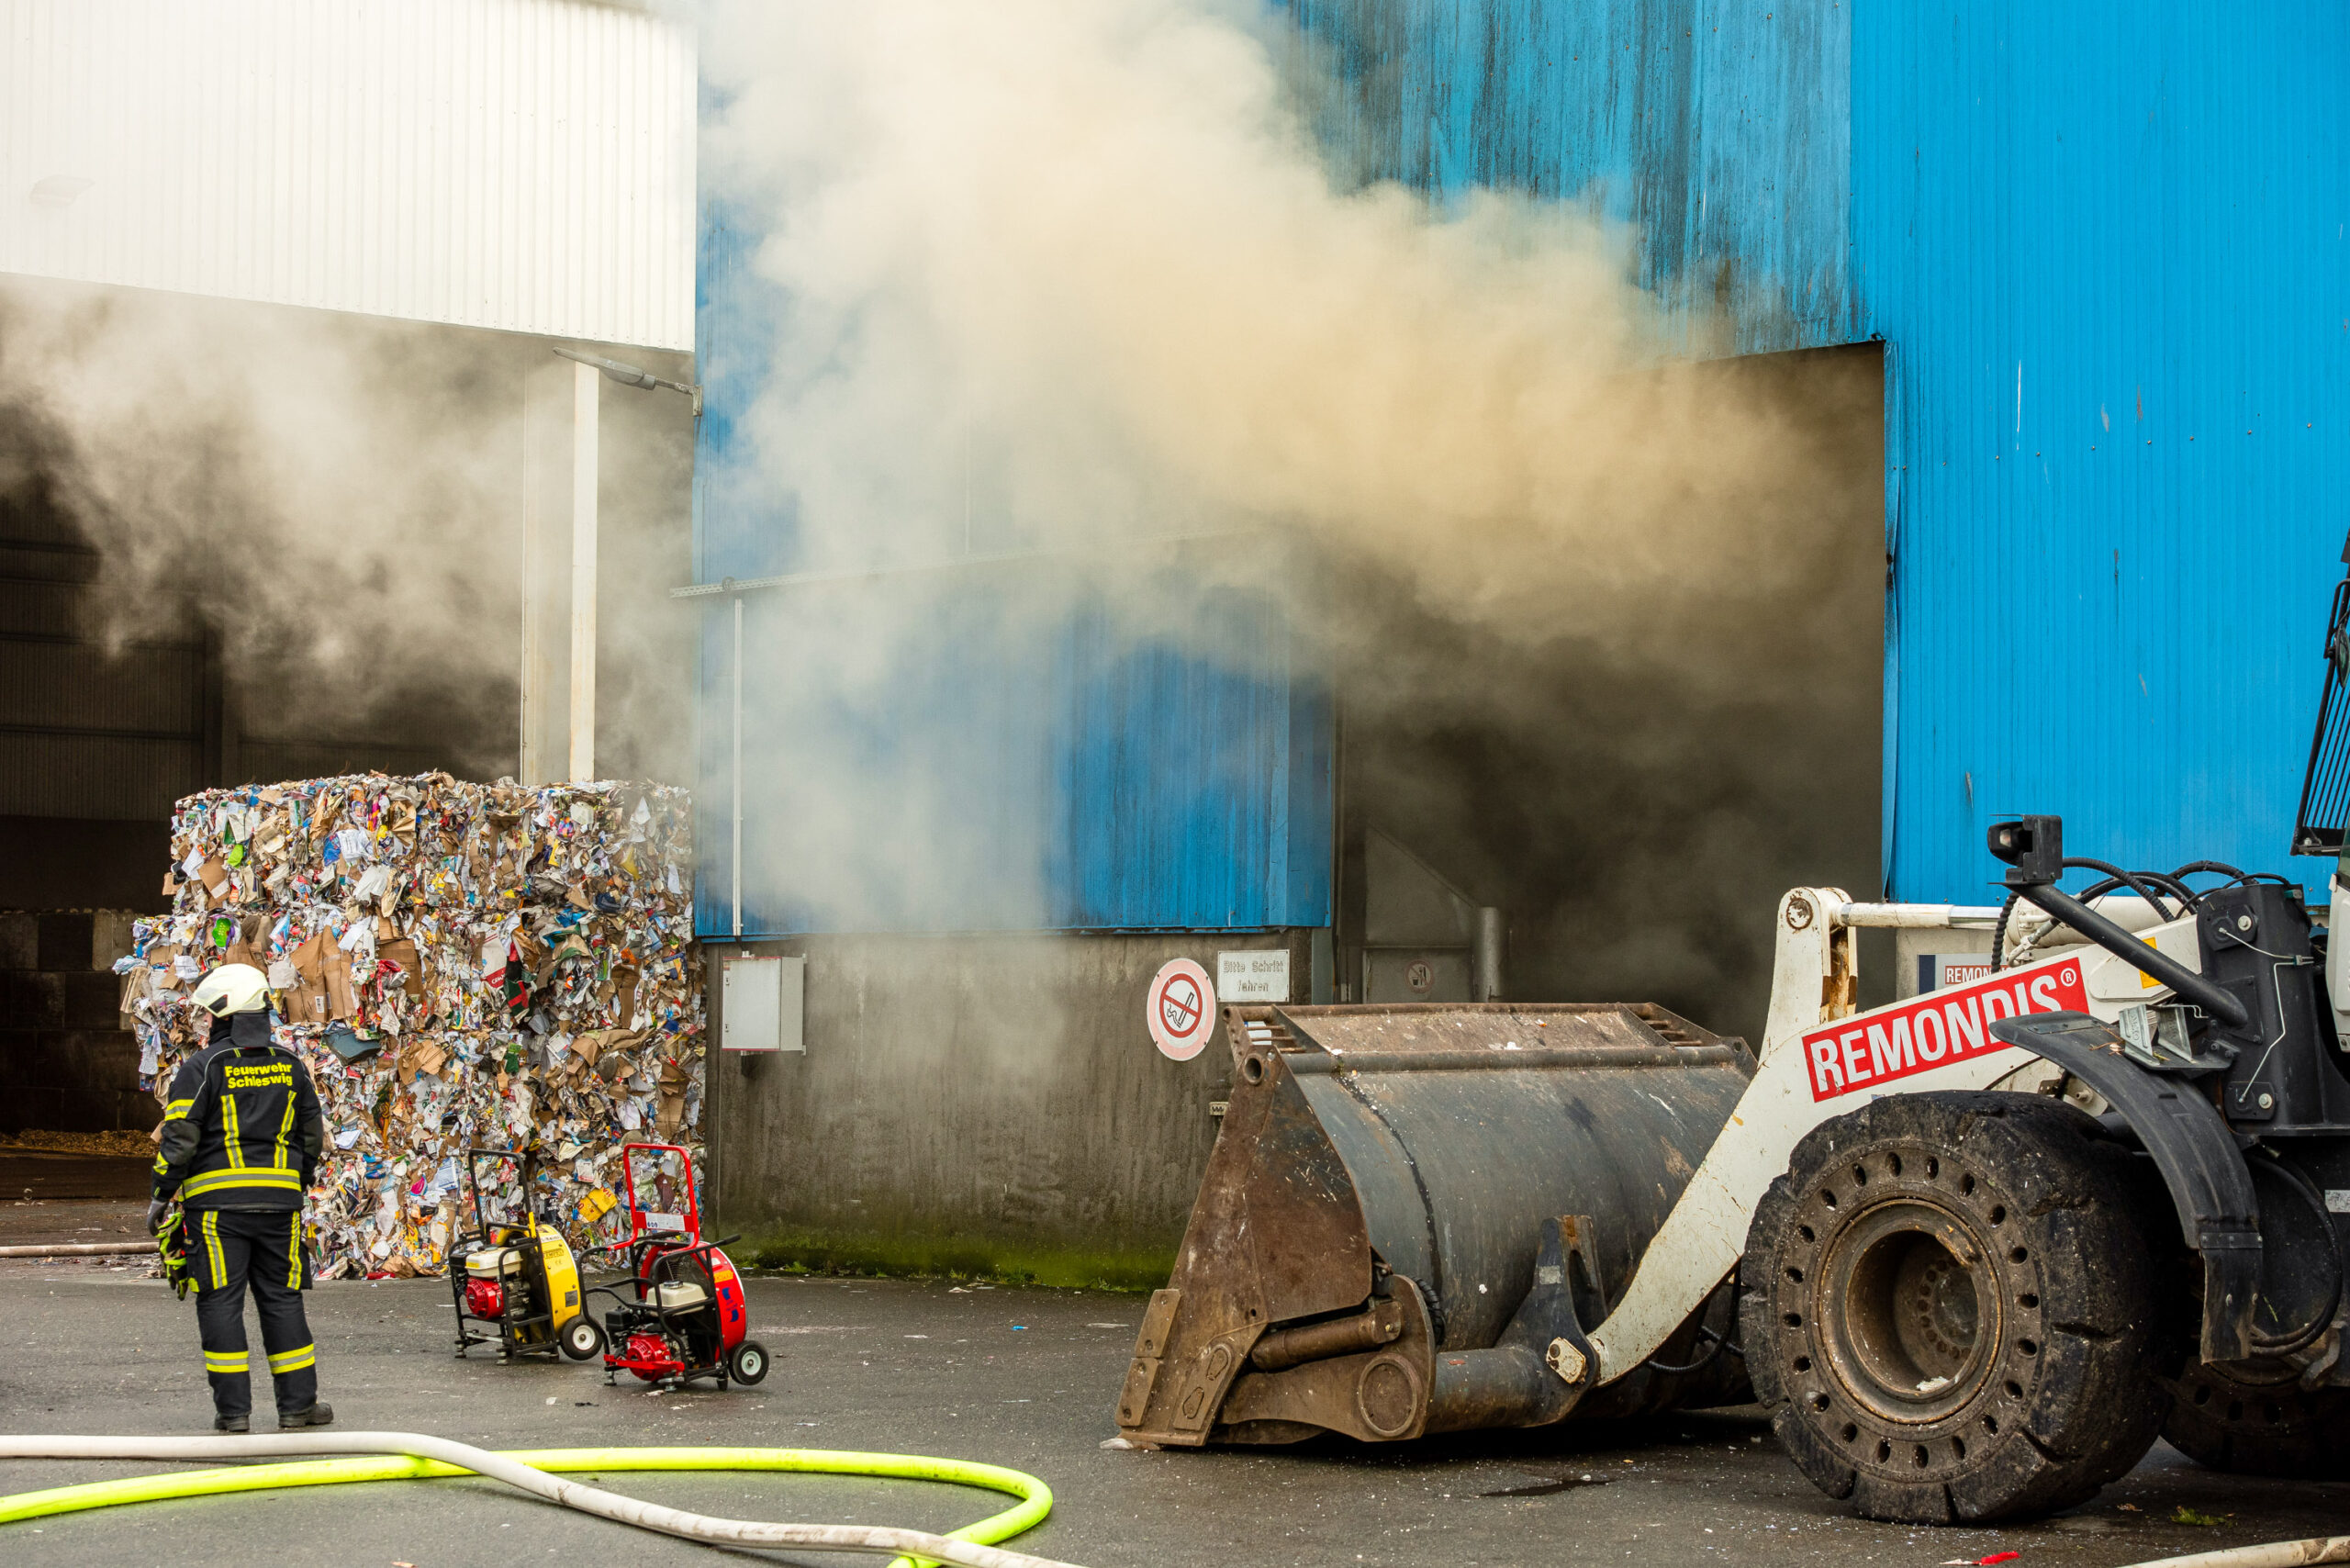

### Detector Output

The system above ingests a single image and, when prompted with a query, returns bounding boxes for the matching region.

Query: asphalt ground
[1,1152,154,1204]
[0,1217,2344,1568]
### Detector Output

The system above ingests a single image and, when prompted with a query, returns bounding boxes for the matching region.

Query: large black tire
[2161,1363,2350,1480]
[1740,1091,2173,1523]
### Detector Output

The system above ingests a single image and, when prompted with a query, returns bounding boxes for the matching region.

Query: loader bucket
[1116,1002,1754,1447]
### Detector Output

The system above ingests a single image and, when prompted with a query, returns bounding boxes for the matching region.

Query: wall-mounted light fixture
[554,346,700,418]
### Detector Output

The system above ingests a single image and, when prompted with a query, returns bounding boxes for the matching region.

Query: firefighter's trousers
[190,1208,319,1418]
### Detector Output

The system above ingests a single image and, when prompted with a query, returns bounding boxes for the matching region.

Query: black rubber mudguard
[1986,1011,2259,1361]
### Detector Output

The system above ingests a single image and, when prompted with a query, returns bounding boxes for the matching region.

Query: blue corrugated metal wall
[693,170,1329,936]
[688,564,1326,936]
[1050,585,1333,928]
[1854,4,2350,901]
[1290,0,1853,351]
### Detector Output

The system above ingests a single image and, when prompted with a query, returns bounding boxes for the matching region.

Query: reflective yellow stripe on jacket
[221,1086,243,1169]
[273,1092,295,1172]
[156,1097,195,1179]
[181,1168,303,1199]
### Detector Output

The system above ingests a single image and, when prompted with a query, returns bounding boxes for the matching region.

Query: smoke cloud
[702,1,1838,631]
[700,0,1882,1029]
[0,3,1882,1034]
[0,278,695,786]
[0,281,525,767]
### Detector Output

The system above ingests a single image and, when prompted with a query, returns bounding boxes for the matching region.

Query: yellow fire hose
[0,1433,1085,1568]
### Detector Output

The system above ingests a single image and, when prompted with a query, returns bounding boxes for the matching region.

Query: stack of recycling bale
[118,772,704,1279]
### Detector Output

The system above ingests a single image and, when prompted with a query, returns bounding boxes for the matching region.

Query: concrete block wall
[0,910,148,1134]
[703,929,1315,1288]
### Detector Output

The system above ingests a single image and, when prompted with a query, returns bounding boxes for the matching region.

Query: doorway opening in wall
[1326,343,1887,1044]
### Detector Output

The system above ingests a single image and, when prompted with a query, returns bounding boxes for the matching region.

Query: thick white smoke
[698,0,1824,648]
[697,0,1877,1025]
[0,279,695,783]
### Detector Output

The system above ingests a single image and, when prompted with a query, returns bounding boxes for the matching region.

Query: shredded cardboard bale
[118,772,704,1280]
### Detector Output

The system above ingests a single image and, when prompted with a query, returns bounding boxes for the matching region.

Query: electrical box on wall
[722,954,804,1053]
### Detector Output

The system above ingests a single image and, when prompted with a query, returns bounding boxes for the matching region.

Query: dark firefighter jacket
[152,1011,326,1212]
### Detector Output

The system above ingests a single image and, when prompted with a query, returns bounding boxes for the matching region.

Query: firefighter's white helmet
[191,961,270,1017]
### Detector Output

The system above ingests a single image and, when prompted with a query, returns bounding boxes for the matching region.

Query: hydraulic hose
[0,1434,1085,1568]
[1988,871,2140,971]
[1986,844,2251,974]
[2119,1538,2350,1567]
[2045,856,2179,920]
[2014,880,2251,1027]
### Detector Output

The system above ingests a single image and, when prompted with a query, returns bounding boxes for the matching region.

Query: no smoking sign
[1146,958,1214,1061]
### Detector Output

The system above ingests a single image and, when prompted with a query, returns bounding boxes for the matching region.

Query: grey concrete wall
[704,929,1315,1287]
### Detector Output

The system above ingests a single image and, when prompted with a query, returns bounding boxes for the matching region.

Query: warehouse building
[0,0,697,1131]
[695,3,2349,1280]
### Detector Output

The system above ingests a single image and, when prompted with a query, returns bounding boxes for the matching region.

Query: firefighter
[145,961,334,1432]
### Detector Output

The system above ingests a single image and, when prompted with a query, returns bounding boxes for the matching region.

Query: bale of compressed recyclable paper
[118,772,704,1279]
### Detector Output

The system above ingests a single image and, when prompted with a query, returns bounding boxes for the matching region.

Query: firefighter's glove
[145,1199,170,1235]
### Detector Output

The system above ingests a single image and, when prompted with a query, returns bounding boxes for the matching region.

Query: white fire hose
[2123,1539,2350,1567]
[0,1240,157,1257]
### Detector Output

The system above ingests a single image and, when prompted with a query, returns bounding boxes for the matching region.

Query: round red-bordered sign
[1147,958,1214,1061]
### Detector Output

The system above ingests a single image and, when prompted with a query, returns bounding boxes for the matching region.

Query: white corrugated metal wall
[0,0,693,350]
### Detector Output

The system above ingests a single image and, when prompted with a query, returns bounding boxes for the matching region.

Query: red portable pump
[585,1142,767,1391]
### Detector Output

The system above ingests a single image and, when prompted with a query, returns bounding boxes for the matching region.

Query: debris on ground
[117,772,704,1278]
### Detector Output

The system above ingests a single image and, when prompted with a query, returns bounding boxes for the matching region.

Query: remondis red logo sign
[1801,957,2087,1101]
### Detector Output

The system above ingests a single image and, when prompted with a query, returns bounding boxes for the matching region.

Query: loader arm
[1584,889,2205,1383]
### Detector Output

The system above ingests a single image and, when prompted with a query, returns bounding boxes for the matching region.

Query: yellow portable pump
[447,1148,603,1363]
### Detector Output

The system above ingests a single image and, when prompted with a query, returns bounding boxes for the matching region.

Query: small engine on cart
[447,1147,603,1363]
[585,1142,768,1392]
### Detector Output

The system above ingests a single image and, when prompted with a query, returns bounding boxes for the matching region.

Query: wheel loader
[1118,557,2350,1523]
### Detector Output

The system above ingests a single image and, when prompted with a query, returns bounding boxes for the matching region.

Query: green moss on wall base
[734,1226,1173,1293]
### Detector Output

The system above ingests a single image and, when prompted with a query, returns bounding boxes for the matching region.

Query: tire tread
[1740,1091,2170,1524]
